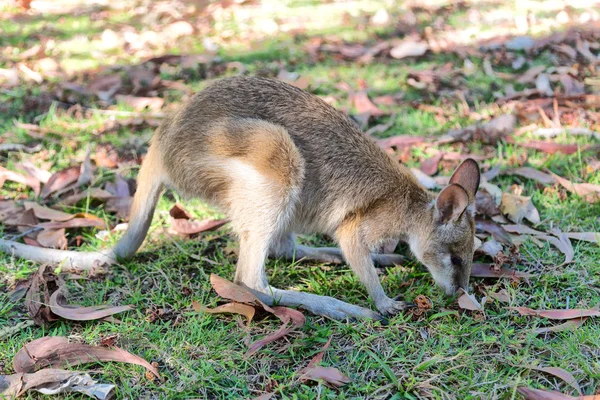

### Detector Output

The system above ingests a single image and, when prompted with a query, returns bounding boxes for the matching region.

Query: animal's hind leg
[269,233,405,266]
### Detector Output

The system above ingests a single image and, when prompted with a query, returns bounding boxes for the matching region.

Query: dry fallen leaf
[36,229,67,249]
[115,95,165,112]
[208,274,306,358]
[510,307,600,320]
[13,336,161,380]
[550,172,600,203]
[502,167,556,185]
[0,369,115,399]
[298,336,351,388]
[36,217,106,230]
[457,290,483,312]
[533,317,587,335]
[502,225,574,264]
[169,204,228,235]
[49,290,134,321]
[60,188,115,206]
[192,300,255,327]
[420,152,444,176]
[377,135,426,150]
[23,202,73,221]
[0,165,41,195]
[471,263,533,279]
[522,365,581,394]
[245,306,305,358]
[476,219,513,246]
[41,166,80,199]
[500,192,540,224]
[520,141,581,155]
[390,40,429,59]
[517,387,600,400]
[487,289,510,303]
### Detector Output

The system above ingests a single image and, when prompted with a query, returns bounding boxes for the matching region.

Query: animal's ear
[436,184,469,224]
[449,158,480,201]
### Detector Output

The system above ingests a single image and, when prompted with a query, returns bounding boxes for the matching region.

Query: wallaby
[1,76,480,320]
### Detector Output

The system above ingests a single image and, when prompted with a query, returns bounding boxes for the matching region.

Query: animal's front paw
[375,296,413,316]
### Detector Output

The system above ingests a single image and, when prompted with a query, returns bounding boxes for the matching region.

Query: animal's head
[410,159,480,296]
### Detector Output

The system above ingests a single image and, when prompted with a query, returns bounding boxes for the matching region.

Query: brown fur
[111,76,480,319]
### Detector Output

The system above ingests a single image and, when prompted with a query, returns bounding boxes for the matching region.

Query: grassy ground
[1,1,600,399]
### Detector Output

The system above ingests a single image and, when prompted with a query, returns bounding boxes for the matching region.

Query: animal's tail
[112,140,164,260]
[0,140,165,271]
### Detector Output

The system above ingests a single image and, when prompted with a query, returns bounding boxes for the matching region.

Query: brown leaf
[49,290,134,321]
[457,290,483,311]
[193,300,255,326]
[106,197,133,220]
[41,166,80,199]
[59,188,114,206]
[0,166,40,195]
[13,336,161,380]
[500,192,540,224]
[298,336,351,388]
[517,387,573,400]
[169,204,228,235]
[520,141,581,155]
[503,225,575,264]
[245,306,306,358]
[87,74,122,102]
[550,172,600,203]
[476,219,513,245]
[210,274,265,306]
[533,318,587,335]
[510,307,600,320]
[36,229,67,249]
[23,202,73,221]
[564,232,600,243]
[208,275,306,357]
[487,289,510,303]
[17,161,51,183]
[471,263,533,279]
[115,95,164,112]
[503,167,556,185]
[517,65,547,84]
[105,174,131,198]
[0,200,25,225]
[522,366,581,394]
[420,152,443,176]
[37,217,106,230]
[351,90,386,119]
[76,149,94,188]
[377,136,426,150]
[390,40,429,59]
[0,369,115,399]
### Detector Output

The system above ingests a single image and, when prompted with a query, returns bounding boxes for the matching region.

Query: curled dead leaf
[193,300,255,327]
[13,336,161,380]
[471,263,533,279]
[41,166,80,199]
[169,204,228,235]
[457,289,483,312]
[0,369,115,399]
[500,192,540,224]
[510,307,600,320]
[49,290,134,321]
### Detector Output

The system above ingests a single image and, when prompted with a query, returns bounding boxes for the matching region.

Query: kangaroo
[1,76,480,320]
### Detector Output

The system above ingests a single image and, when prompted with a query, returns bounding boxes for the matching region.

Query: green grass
[1,1,600,399]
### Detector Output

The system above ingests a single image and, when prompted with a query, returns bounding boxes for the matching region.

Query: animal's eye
[451,255,462,267]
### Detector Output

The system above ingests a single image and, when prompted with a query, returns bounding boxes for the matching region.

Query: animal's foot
[375,296,414,316]
[267,287,383,321]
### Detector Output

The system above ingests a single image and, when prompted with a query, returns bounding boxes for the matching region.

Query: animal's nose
[444,285,458,296]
